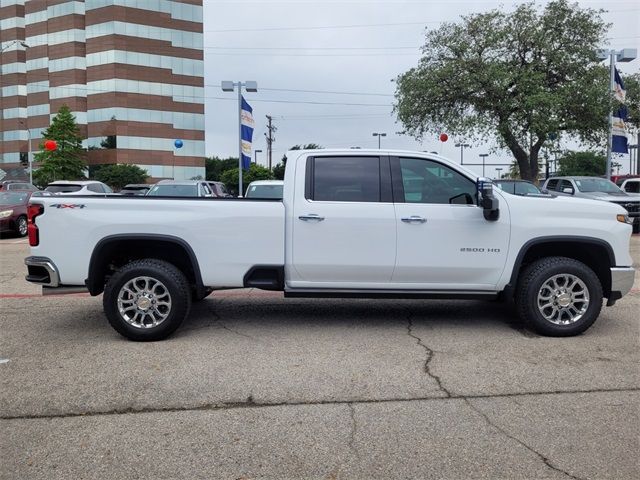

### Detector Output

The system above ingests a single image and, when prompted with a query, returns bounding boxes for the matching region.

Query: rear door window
[545,179,559,191]
[308,156,381,202]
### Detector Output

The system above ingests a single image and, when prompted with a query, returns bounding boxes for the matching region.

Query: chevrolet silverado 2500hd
[24,150,635,340]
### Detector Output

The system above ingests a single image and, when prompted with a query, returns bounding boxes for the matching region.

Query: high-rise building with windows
[0,0,205,181]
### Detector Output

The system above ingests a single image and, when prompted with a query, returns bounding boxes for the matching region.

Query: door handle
[401,216,427,224]
[299,214,325,222]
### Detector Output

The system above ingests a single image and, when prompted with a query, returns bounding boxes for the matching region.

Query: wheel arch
[506,236,615,298]
[86,234,205,296]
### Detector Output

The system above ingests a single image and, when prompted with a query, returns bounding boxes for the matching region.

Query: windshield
[45,184,83,193]
[246,184,283,199]
[574,178,623,193]
[0,192,29,205]
[146,184,198,197]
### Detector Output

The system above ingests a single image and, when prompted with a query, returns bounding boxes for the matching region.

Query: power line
[206,20,440,33]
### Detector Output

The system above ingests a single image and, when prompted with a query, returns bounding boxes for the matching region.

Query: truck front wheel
[103,259,192,341]
[515,257,603,337]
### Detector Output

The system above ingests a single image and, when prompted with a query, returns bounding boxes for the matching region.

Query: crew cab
[25,150,636,341]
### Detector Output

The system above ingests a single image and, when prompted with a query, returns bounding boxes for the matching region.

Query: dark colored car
[0,180,39,192]
[0,191,32,237]
[494,179,546,196]
[120,184,151,196]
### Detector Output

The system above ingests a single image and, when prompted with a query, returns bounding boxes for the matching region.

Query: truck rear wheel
[103,259,191,341]
[515,256,603,337]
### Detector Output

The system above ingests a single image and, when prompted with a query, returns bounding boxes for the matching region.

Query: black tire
[192,287,213,302]
[515,256,603,337]
[15,215,28,237]
[103,259,192,341]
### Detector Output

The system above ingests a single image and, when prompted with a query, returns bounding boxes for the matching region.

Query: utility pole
[265,115,276,170]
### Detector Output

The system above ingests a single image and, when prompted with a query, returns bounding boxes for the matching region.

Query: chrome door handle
[401,216,427,224]
[298,214,325,222]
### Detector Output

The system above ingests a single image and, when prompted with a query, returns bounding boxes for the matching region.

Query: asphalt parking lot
[1,235,639,479]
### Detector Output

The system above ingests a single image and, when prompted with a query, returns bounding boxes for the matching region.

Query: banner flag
[612,68,628,154]
[240,96,254,170]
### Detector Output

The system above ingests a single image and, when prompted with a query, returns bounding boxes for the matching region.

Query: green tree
[395,0,610,182]
[624,73,640,131]
[32,105,87,187]
[92,164,149,191]
[205,156,237,181]
[220,164,274,196]
[556,151,606,176]
[273,144,322,180]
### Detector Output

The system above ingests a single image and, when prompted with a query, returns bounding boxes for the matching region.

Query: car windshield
[45,184,82,193]
[574,178,623,193]
[146,184,198,197]
[0,192,29,204]
[246,184,283,199]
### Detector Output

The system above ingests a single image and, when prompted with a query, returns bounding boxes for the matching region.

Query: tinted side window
[398,158,475,204]
[87,183,105,193]
[310,156,380,202]
[559,180,574,192]
[514,182,539,195]
[546,179,559,190]
[624,181,639,193]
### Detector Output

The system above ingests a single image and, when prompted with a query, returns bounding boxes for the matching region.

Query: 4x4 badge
[50,204,86,209]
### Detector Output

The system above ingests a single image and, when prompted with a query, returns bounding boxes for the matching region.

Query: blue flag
[612,68,628,154]
[240,96,254,170]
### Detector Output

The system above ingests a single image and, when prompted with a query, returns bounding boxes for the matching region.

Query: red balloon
[44,140,57,151]
[439,133,448,142]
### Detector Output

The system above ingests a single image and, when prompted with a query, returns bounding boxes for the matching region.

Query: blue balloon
[174,139,183,148]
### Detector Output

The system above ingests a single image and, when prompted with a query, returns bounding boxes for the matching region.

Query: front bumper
[608,267,636,305]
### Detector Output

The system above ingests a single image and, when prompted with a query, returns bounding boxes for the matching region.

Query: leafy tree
[220,164,274,196]
[205,156,237,181]
[556,151,606,176]
[92,164,149,191]
[395,0,610,182]
[32,105,86,187]
[273,144,322,180]
[624,73,640,131]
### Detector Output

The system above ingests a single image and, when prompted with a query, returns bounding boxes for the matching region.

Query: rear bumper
[24,256,60,287]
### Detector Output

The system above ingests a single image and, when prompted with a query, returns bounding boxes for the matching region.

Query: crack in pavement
[406,315,452,397]
[204,302,256,341]
[2,387,636,421]
[346,403,359,459]
[464,398,584,480]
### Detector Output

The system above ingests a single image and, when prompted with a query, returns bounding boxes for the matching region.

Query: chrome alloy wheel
[537,274,589,325]
[117,276,172,329]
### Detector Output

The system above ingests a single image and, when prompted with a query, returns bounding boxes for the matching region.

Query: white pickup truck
[25,149,635,340]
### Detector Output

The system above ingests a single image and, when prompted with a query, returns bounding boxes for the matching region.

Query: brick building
[0,0,205,181]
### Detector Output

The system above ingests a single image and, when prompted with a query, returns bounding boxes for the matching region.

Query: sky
[203,0,640,177]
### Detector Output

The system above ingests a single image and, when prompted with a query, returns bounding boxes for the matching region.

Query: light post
[19,120,32,184]
[479,153,489,177]
[221,80,258,196]
[596,48,637,180]
[254,149,262,165]
[0,40,30,165]
[372,132,387,149]
[495,167,503,179]
[454,142,470,164]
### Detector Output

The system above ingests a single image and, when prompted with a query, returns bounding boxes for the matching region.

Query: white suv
[620,178,640,194]
[44,180,113,195]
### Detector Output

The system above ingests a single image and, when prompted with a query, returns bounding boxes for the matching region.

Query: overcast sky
[203,0,640,176]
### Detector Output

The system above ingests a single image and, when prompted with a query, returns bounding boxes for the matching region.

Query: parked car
[0,180,39,192]
[44,180,114,195]
[542,176,640,233]
[25,149,635,340]
[146,180,214,198]
[493,179,547,196]
[120,184,151,196]
[206,181,232,198]
[0,190,32,237]
[619,178,640,194]
[245,180,284,199]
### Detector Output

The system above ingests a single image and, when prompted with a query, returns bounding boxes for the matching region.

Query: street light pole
[454,142,470,164]
[479,153,489,177]
[495,167,503,179]
[372,132,387,149]
[254,149,262,165]
[221,80,258,196]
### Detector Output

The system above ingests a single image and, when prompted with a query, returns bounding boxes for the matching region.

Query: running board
[283,289,498,300]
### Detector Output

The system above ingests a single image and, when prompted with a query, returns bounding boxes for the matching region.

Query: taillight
[27,203,44,246]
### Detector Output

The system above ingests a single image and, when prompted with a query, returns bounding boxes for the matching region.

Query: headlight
[0,209,13,219]
[617,214,632,225]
